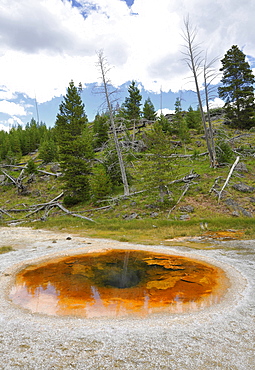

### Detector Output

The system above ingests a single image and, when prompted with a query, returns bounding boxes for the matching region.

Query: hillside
[1,114,255,242]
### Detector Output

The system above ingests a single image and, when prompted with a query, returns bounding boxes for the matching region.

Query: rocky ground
[0,227,254,369]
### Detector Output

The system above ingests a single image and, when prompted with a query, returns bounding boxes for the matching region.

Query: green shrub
[89,164,112,202]
[216,137,234,164]
[63,195,81,206]
[25,159,38,174]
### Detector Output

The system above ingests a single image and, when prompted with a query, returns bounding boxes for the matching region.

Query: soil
[0,226,254,369]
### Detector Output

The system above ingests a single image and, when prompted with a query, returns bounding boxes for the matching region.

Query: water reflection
[10,249,228,318]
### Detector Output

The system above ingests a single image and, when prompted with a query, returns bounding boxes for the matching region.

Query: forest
[0,42,255,241]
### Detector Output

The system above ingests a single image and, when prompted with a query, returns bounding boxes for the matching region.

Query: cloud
[0,88,16,100]
[8,116,25,127]
[0,116,25,131]
[0,101,27,116]
[0,0,254,119]
[0,0,95,55]
[156,108,175,117]
[207,97,225,109]
[0,123,8,132]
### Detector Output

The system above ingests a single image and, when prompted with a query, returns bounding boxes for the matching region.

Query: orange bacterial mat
[10,249,229,318]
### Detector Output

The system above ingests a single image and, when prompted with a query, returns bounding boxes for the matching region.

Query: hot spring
[10,249,229,318]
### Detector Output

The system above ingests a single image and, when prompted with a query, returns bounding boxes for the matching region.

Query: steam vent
[10,249,229,318]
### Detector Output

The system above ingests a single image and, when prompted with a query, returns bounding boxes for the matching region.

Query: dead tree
[3,192,95,224]
[218,156,240,202]
[96,50,130,196]
[203,55,219,166]
[1,168,28,194]
[182,17,217,167]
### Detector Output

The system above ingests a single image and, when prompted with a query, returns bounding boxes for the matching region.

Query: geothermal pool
[0,227,253,369]
[10,249,228,318]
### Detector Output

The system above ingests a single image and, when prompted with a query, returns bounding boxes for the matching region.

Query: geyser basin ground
[0,227,254,369]
[10,249,228,318]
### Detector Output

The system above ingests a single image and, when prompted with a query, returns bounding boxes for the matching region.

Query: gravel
[0,227,254,369]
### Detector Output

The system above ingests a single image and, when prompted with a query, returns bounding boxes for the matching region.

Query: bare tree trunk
[97,51,130,196]
[182,17,216,167]
[204,58,218,167]
[218,156,240,202]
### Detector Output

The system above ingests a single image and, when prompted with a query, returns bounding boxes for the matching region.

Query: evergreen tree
[93,113,109,149]
[103,145,123,186]
[89,164,112,202]
[185,106,202,130]
[215,132,234,165]
[172,98,190,142]
[25,118,40,152]
[55,80,94,204]
[0,132,10,160]
[122,81,142,121]
[156,114,172,134]
[139,126,176,205]
[218,45,255,129]
[25,159,38,175]
[16,125,29,155]
[39,138,59,164]
[9,128,22,161]
[143,97,157,120]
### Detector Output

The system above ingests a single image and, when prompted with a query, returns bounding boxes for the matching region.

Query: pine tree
[172,98,190,142]
[218,45,255,129]
[93,113,109,149]
[156,114,172,134]
[89,164,112,202]
[39,138,59,164]
[139,126,175,205]
[9,128,22,160]
[122,81,142,121]
[185,106,202,130]
[0,132,10,160]
[25,118,41,152]
[55,80,94,204]
[143,97,157,120]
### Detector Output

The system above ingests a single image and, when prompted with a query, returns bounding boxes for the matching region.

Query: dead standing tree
[182,17,217,167]
[96,50,130,196]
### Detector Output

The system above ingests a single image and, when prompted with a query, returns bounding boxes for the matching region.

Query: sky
[0,0,255,130]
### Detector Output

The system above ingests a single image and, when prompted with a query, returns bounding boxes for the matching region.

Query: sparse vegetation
[1,52,255,241]
[0,114,255,241]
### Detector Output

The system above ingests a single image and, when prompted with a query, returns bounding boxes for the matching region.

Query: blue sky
[0,0,255,129]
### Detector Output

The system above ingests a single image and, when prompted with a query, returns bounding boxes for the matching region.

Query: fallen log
[144,152,208,159]
[0,208,13,218]
[24,193,64,218]
[209,176,222,195]
[1,168,28,194]
[167,182,191,217]
[55,203,95,222]
[218,156,240,202]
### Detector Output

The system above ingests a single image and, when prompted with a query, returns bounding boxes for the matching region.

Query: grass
[1,120,255,245]
[30,215,255,245]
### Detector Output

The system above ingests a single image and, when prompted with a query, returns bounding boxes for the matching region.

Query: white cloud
[0,123,8,132]
[207,97,225,109]
[156,108,175,117]
[0,116,24,131]
[0,0,254,111]
[0,100,27,116]
[8,116,25,127]
[0,87,16,100]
